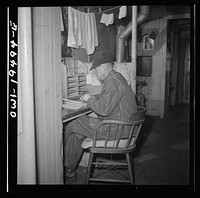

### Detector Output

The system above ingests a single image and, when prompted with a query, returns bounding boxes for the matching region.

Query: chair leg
[90,154,96,177]
[85,153,94,185]
[129,153,135,185]
[126,153,134,185]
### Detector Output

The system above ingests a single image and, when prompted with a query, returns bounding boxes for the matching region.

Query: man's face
[93,64,106,82]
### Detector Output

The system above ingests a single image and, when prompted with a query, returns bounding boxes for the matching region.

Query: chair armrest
[96,119,144,129]
[92,119,143,147]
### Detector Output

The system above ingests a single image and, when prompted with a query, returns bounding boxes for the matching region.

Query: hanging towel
[118,6,127,19]
[100,13,114,26]
[100,13,107,25]
[79,12,98,55]
[67,7,98,55]
[80,11,87,50]
[108,13,114,25]
[85,13,99,54]
[67,7,82,48]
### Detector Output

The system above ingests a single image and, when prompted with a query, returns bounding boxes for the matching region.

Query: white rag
[83,13,99,55]
[67,7,98,55]
[67,7,82,48]
[100,13,114,26]
[118,6,127,19]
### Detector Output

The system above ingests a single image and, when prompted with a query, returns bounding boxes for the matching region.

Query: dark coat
[87,70,137,121]
[86,70,137,138]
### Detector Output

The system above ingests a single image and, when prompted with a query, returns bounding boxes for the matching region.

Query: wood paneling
[33,7,63,184]
[17,7,36,184]
[137,18,167,56]
[136,18,167,117]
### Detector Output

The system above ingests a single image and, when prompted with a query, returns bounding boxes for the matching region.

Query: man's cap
[90,50,114,71]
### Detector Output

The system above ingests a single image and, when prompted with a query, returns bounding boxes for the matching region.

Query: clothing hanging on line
[118,6,127,19]
[81,12,99,55]
[67,7,82,48]
[100,13,114,26]
[99,6,127,26]
[67,7,98,55]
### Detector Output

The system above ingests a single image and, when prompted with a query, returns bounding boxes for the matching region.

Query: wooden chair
[81,106,146,185]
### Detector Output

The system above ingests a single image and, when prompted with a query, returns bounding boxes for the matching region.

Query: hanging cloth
[67,7,82,48]
[100,13,114,26]
[80,12,99,55]
[118,6,127,19]
[67,7,98,55]
[87,13,99,55]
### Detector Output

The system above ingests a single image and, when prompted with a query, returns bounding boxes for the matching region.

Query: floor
[64,104,193,189]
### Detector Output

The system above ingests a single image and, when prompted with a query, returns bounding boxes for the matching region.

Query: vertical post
[131,6,137,94]
[17,7,36,184]
[33,7,63,184]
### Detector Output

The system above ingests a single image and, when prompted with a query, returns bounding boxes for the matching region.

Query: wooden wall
[17,7,36,184]
[33,7,63,184]
[136,18,167,117]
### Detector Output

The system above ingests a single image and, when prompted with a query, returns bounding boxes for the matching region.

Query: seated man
[64,50,137,181]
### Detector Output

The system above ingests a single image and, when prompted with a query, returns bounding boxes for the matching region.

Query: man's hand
[80,94,91,103]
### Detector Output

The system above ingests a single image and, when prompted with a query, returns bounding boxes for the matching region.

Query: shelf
[66,73,88,99]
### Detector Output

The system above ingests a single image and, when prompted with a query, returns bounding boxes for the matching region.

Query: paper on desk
[62,100,86,110]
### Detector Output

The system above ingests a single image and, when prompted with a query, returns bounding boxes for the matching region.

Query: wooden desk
[62,106,93,123]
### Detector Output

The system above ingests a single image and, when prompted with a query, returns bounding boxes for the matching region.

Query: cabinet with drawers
[66,73,87,99]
